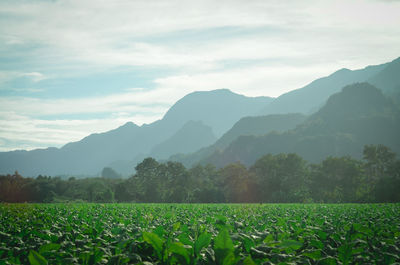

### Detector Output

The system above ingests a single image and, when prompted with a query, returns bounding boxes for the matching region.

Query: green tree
[219,162,258,203]
[134,157,162,202]
[101,167,121,179]
[189,164,224,203]
[363,144,398,202]
[363,144,396,179]
[163,161,190,202]
[310,156,362,202]
[250,153,309,202]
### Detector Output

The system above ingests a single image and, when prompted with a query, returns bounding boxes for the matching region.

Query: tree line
[1,144,399,203]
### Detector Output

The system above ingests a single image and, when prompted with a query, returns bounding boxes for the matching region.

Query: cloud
[0,71,47,88]
[0,110,164,151]
[21,72,46,82]
[0,90,170,118]
[1,0,399,71]
[154,63,350,98]
[0,0,400,151]
[0,88,175,150]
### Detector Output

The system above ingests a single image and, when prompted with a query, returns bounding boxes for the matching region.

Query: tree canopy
[1,145,399,203]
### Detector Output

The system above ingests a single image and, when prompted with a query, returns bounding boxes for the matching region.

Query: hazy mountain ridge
[0,90,272,176]
[150,120,217,160]
[171,113,307,167]
[161,89,274,137]
[201,83,400,167]
[259,61,389,115]
[1,57,399,177]
[169,57,400,167]
[368,57,400,93]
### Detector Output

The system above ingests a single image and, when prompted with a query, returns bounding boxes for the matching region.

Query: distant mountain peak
[333,68,351,74]
[161,88,273,137]
[120,121,138,129]
[311,82,393,124]
[183,88,238,98]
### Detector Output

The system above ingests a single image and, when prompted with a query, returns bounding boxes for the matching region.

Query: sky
[0,0,400,152]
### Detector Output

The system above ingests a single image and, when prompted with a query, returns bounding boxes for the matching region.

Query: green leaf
[28,250,48,265]
[90,247,104,265]
[214,229,235,265]
[173,222,181,231]
[243,255,256,265]
[317,231,327,240]
[279,240,303,250]
[310,239,324,249]
[338,244,352,265]
[302,250,321,260]
[222,252,236,265]
[168,242,190,265]
[383,252,398,264]
[143,231,164,259]
[318,257,338,265]
[178,232,193,246]
[263,233,274,243]
[194,232,212,256]
[154,226,165,238]
[38,243,61,254]
[242,237,255,253]
[215,229,234,252]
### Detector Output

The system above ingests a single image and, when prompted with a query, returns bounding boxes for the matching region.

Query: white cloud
[1,0,399,71]
[0,89,174,150]
[1,0,400,151]
[0,110,163,151]
[0,71,47,87]
[0,90,169,118]
[20,72,46,82]
[154,63,346,98]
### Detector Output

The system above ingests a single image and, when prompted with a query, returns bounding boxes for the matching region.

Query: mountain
[258,60,390,115]
[212,113,306,149]
[150,120,217,159]
[369,57,400,93]
[171,113,306,167]
[0,89,272,176]
[368,57,400,105]
[202,83,400,167]
[161,89,273,137]
[0,122,142,177]
[2,57,399,177]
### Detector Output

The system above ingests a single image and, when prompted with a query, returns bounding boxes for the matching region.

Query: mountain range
[0,89,272,176]
[0,57,399,177]
[193,82,400,167]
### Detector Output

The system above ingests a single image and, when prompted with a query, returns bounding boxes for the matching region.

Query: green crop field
[1,204,400,265]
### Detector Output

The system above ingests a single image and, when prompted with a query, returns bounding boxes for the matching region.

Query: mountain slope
[150,120,217,159]
[162,89,273,137]
[0,89,272,176]
[171,113,306,167]
[368,57,400,105]
[259,61,389,115]
[0,122,142,177]
[204,83,400,167]
[213,113,306,149]
[369,57,400,93]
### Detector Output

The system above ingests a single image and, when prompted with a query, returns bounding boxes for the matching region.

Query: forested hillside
[199,83,400,167]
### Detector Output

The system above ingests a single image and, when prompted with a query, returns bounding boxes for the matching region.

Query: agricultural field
[1,204,400,265]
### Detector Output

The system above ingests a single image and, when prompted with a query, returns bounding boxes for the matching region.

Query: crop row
[1,203,400,264]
